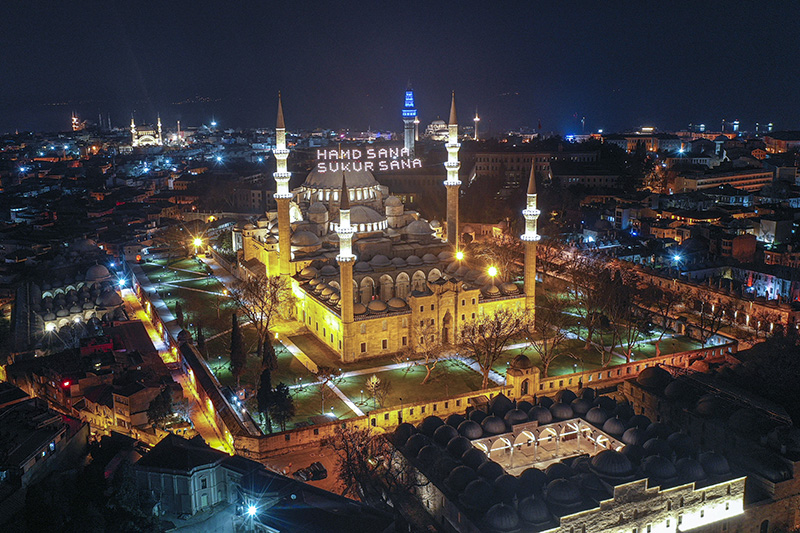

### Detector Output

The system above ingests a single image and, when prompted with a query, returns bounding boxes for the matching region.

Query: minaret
[444,92,461,246]
[336,173,356,362]
[473,108,480,141]
[157,114,163,145]
[521,166,540,312]
[130,116,137,147]
[402,85,417,157]
[273,93,292,276]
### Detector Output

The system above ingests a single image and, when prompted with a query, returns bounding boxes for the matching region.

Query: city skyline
[2,1,799,134]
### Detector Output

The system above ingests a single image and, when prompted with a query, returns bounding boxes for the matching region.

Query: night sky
[2,1,799,135]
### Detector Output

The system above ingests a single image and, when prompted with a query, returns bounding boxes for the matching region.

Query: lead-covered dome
[86,264,111,282]
[590,450,634,478]
[303,167,379,189]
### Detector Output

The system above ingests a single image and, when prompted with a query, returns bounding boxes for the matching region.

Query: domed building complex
[234,93,539,362]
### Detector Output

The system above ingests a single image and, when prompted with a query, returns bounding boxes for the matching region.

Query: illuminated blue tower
[402,85,417,156]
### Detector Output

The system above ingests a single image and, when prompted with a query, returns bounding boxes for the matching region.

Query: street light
[487,266,498,278]
[455,250,464,261]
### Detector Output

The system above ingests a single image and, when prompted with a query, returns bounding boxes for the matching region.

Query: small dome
[308,277,322,287]
[447,436,473,458]
[627,414,652,430]
[55,306,69,317]
[98,290,123,308]
[367,300,387,312]
[422,253,438,264]
[44,311,56,321]
[538,396,554,408]
[417,445,441,467]
[511,354,533,370]
[622,428,648,446]
[478,460,505,481]
[528,405,553,424]
[319,264,338,276]
[516,400,533,413]
[667,432,696,457]
[545,478,582,506]
[460,479,494,512]
[664,377,694,400]
[404,433,431,457]
[555,389,578,404]
[585,407,609,426]
[571,398,592,416]
[699,452,730,476]
[643,438,673,458]
[469,409,488,423]
[406,219,433,235]
[636,365,672,390]
[615,403,635,422]
[504,409,529,426]
[494,474,520,503]
[518,468,547,496]
[645,422,671,440]
[385,195,403,207]
[642,455,678,483]
[481,415,508,436]
[603,417,626,437]
[446,413,465,427]
[299,266,318,279]
[291,230,321,246]
[462,447,489,469]
[484,503,520,532]
[85,264,111,281]
[490,393,514,417]
[458,420,484,440]
[500,282,519,295]
[354,261,372,272]
[406,255,423,265]
[433,424,459,447]
[482,284,501,297]
[418,415,445,437]
[594,396,617,411]
[621,444,646,466]
[550,402,574,421]
[676,458,707,482]
[390,257,407,267]
[545,462,573,482]
[369,254,391,267]
[393,423,416,447]
[695,394,727,418]
[437,251,451,262]
[353,303,367,315]
[446,465,478,493]
[590,450,634,477]
[308,202,327,214]
[387,297,407,309]
[518,496,551,525]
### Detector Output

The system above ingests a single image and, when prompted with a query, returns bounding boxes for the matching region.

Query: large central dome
[303,167,379,189]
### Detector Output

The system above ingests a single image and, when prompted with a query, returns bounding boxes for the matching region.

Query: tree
[269,383,295,432]
[604,271,651,363]
[195,320,205,353]
[257,368,273,432]
[399,321,446,385]
[175,301,184,328]
[229,273,289,388]
[638,282,682,355]
[229,312,247,389]
[696,298,731,347]
[316,366,343,414]
[365,373,392,408]
[146,387,172,429]
[469,235,523,282]
[522,293,572,377]
[459,307,524,389]
[326,425,422,510]
[563,258,612,352]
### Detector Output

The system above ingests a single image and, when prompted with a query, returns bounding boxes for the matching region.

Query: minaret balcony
[523,208,541,219]
[521,234,541,242]
[336,254,356,263]
[443,179,462,187]
[273,192,293,200]
[444,161,461,170]
[273,148,289,157]
[273,172,291,180]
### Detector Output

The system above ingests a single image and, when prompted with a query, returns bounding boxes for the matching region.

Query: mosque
[234,92,540,362]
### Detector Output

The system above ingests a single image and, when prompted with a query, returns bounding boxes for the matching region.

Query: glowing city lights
[487,266,498,278]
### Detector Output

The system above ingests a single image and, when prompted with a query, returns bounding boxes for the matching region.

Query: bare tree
[365,374,392,408]
[696,298,731,347]
[564,257,612,352]
[397,321,447,385]
[228,273,289,376]
[522,293,573,377]
[459,307,524,389]
[637,282,682,355]
[537,237,565,275]
[316,366,343,415]
[469,235,523,282]
[326,426,424,512]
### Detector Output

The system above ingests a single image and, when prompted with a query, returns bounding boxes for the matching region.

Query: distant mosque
[233,91,540,362]
[131,115,163,147]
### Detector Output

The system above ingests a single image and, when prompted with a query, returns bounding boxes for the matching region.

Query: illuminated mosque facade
[234,92,539,362]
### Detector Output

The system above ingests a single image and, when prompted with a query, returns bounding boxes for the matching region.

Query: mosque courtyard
[136,252,710,432]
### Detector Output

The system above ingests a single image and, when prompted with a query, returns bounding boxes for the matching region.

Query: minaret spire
[402,85,417,157]
[157,114,163,145]
[336,172,356,361]
[443,91,461,246]
[521,163,540,313]
[273,92,292,276]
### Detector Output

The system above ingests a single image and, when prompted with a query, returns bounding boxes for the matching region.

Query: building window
[382,339,388,350]
[461,299,465,306]
[384,413,389,420]
[382,320,388,331]
[360,324,366,334]
[201,478,207,489]
[360,343,367,353]
[420,306,424,312]
[430,304,434,310]
[421,406,426,414]
[472,298,476,305]
[402,336,407,346]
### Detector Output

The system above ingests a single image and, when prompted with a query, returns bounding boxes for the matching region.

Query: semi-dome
[518,496,551,525]
[446,465,478,493]
[304,167,379,189]
[590,450,634,477]
[484,503,520,532]
[291,230,321,247]
[406,220,433,235]
[511,354,533,369]
[447,436,473,458]
[85,264,111,281]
